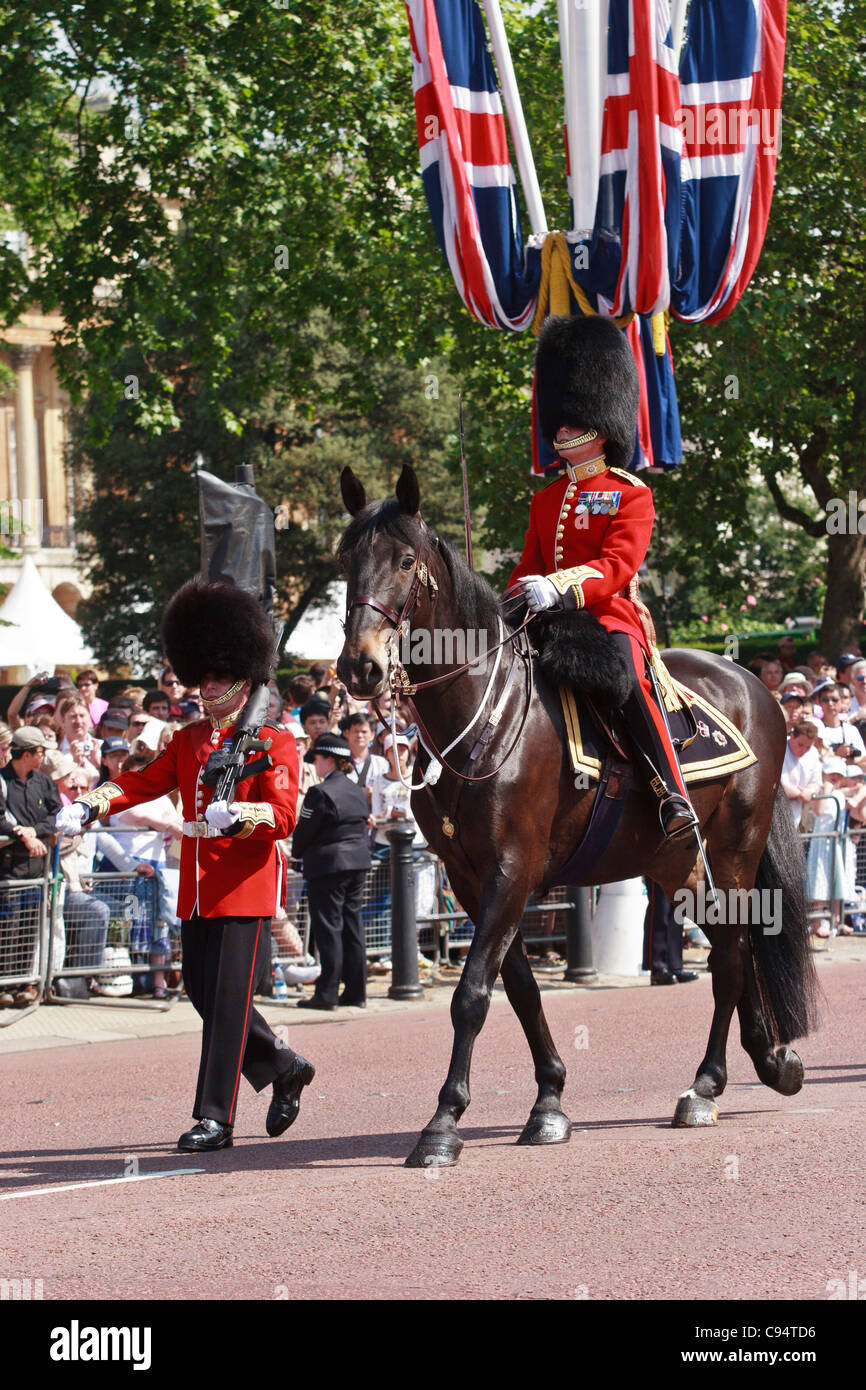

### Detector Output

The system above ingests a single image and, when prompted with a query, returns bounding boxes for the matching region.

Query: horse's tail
[749,787,820,1045]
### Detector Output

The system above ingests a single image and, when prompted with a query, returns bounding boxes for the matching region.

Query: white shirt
[781,744,822,827]
[370,772,426,848]
[348,752,389,788]
[108,796,181,862]
[818,721,865,758]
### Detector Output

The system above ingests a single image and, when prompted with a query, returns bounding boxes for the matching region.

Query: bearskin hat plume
[535,314,639,470]
[161,580,276,690]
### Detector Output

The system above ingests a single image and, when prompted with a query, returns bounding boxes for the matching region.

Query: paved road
[1,956,864,1303]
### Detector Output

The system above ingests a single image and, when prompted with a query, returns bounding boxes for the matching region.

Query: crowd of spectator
[0,659,436,1009]
[752,641,866,941]
[5,635,861,1009]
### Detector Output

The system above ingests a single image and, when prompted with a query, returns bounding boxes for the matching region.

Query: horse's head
[336,464,435,698]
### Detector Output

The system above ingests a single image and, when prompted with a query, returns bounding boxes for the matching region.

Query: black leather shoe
[659,792,700,840]
[674,969,699,983]
[338,995,367,1008]
[177,1118,233,1152]
[650,970,678,985]
[266,1054,316,1137]
[296,997,337,1011]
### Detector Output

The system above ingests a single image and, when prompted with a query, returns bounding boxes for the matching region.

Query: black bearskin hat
[161,580,276,690]
[535,314,639,470]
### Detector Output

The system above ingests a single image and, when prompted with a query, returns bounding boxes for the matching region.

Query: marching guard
[55,581,315,1152]
[509,314,699,839]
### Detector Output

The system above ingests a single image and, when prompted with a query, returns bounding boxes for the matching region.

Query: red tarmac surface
[1,958,864,1302]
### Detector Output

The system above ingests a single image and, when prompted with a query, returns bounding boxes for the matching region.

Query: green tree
[662,0,866,653]
[70,309,468,665]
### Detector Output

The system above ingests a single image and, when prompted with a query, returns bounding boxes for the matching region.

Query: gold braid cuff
[231,802,276,839]
[76,783,124,820]
[548,565,604,610]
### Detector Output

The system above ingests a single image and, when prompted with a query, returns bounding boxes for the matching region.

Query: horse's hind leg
[404,871,526,1170]
[737,950,805,1096]
[673,923,744,1127]
[499,932,571,1146]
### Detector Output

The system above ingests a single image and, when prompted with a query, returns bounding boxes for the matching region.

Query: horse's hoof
[516,1111,572,1146]
[770,1046,804,1096]
[672,1089,719,1128]
[404,1132,463,1169]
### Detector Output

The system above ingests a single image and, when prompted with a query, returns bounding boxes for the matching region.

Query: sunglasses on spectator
[820,695,840,703]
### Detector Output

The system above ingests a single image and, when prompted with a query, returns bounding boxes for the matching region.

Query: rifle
[200,684,274,803]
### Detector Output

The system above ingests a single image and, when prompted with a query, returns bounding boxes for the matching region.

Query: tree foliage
[661,0,866,650]
[0,0,862,657]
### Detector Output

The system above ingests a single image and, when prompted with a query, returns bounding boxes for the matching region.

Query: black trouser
[307,870,367,1006]
[642,880,684,975]
[181,916,298,1126]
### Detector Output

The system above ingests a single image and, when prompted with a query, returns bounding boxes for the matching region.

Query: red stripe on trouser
[624,634,689,799]
[228,917,262,1125]
[647,879,655,971]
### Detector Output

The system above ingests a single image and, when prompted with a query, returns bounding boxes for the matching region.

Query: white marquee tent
[0,555,93,679]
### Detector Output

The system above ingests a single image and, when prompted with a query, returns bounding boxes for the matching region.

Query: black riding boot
[606,632,699,841]
[620,684,699,838]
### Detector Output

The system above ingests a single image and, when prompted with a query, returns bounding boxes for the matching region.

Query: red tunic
[508,465,654,651]
[76,720,299,919]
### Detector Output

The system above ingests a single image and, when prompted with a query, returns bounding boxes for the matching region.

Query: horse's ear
[341,467,366,517]
[395,465,420,516]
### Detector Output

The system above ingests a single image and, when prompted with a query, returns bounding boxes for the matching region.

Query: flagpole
[562,0,608,239]
[671,0,689,65]
[481,0,548,239]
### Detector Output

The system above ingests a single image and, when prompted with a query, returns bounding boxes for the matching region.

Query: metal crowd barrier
[44,827,174,1012]
[1,821,581,1025]
[0,840,52,1027]
[800,802,866,937]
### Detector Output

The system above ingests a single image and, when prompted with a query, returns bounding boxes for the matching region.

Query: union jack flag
[672,0,786,323]
[585,0,683,320]
[405,0,538,330]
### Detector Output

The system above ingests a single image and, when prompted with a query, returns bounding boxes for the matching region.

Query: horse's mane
[337,498,509,633]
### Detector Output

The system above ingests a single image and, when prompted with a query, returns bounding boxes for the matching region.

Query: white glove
[519,574,561,613]
[204,799,241,832]
[55,803,87,836]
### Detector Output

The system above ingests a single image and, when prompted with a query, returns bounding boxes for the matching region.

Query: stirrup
[658,792,699,840]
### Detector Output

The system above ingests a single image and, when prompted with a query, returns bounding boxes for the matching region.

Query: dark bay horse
[337,465,818,1169]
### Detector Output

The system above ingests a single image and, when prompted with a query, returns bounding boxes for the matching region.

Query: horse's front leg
[499,932,571,1146]
[404,873,524,1169]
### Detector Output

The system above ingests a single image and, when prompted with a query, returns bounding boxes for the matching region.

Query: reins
[346,526,535,787]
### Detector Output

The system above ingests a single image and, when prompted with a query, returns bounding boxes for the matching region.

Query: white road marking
[1,1168,205,1201]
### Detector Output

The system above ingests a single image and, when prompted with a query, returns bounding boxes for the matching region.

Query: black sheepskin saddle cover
[531,609,633,708]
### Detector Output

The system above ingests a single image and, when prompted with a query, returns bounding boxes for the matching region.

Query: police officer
[643,879,699,985]
[292,732,371,1011]
[509,314,698,840]
[55,581,316,1152]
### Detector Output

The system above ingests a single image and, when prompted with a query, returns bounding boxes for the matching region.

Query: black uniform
[292,770,371,1006]
[643,879,685,976]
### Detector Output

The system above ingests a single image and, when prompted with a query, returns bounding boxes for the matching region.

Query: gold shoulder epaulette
[608,466,648,488]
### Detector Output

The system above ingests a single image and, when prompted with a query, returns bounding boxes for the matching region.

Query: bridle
[345,521,535,788]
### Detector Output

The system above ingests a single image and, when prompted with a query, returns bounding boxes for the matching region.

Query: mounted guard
[510,313,698,841]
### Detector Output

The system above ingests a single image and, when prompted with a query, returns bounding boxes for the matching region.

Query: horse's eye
[400,554,416,571]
